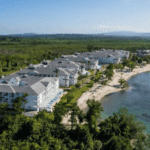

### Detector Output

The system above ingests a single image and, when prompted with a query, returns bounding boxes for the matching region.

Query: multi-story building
[55,49,129,65]
[0,74,62,112]
[17,64,78,87]
[136,49,150,57]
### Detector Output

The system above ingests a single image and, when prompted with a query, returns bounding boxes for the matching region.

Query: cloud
[87,24,148,33]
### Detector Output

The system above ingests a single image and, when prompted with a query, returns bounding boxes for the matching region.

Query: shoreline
[61,64,150,125]
[77,64,150,111]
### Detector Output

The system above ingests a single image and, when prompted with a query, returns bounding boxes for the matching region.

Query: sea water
[100,72,150,134]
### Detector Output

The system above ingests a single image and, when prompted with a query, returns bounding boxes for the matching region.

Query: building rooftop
[0,75,58,95]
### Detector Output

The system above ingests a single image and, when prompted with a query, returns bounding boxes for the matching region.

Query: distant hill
[1,31,150,39]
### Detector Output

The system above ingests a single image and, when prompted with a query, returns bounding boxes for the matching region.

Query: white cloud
[87,24,150,33]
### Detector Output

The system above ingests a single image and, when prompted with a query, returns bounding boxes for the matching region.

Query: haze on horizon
[0,0,150,35]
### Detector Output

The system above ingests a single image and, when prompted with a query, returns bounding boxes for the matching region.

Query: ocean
[85,72,150,134]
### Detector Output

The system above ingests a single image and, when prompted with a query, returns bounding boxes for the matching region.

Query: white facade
[90,56,120,64]
[0,76,62,112]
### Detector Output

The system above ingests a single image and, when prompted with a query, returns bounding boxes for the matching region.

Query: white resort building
[0,74,63,112]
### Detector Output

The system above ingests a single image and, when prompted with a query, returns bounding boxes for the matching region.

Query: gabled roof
[58,68,70,76]
[14,77,21,82]
[0,84,16,93]
[0,76,58,95]
[41,82,49,87]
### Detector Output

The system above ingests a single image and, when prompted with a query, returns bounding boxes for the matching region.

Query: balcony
[3,94,8,96]
[9,94,14,97]
[3,99,8,103]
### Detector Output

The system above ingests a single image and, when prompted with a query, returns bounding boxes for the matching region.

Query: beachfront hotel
[54,49,130,65]
[136,49,150,57]
[0,49,130,112]
[0,74,63,112]
[17,63,79,87]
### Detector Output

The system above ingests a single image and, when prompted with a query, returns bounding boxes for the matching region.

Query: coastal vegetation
[118,78,129,88]
[0,97,150,149]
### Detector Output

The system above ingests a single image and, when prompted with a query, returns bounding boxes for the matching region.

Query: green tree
[101,80,108,87]
[118,78,128,88]
[85,99,103,139]
[75,83,81,89]
[55,68,59,77]
[66,92,74,103]
[138,58,143,64]
[12,97,24,115]
[103,135,133,150]
[0,103,9,116]
[94,140,102,150]
[122,59,130,68]
[75,124,94,150]
[68,102,80,130]
[53,103,64,125]
[87,45,94,52]
[105,69,114,80]
[107,63,114,70]
[22,93,29,112]
[88,61,91,70]
[127,62,136,71]
[98,108,146,149]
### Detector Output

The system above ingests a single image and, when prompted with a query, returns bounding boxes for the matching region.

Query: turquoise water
[99,72,150,134]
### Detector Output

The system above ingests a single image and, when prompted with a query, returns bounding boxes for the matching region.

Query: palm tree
[55,69,59,77]
[118,78,127,88]
[22,93,29,112]
[88,61,91,70]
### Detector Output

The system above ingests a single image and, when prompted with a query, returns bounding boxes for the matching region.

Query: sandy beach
[61,64,150,125]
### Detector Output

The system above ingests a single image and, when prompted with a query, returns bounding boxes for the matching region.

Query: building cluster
[55,49,129,65]
[0,49,129,112]
[136,49,150,57]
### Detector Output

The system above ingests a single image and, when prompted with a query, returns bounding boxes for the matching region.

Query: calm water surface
[86,72,150,134]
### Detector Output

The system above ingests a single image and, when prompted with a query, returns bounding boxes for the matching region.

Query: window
[3,98,8,103]
[4,93,8,96]
[10,93,14,97]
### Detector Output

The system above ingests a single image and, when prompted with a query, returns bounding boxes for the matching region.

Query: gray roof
[0,84,16,93]
[55,50,128,61]
[54,56,85,62]
[41,82,49,87]
[13,86,37,95]
[2,74,20,82]
[64,69,75,75]
[15,77,21,82]
[47,60,80,68]
[0,75,58,95]
[58,68,70,76]
[17,66,71,77]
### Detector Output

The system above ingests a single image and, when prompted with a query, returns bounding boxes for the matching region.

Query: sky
[0,0,150,35]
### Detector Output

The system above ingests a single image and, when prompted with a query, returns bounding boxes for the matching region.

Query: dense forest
[1,97,150,150]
